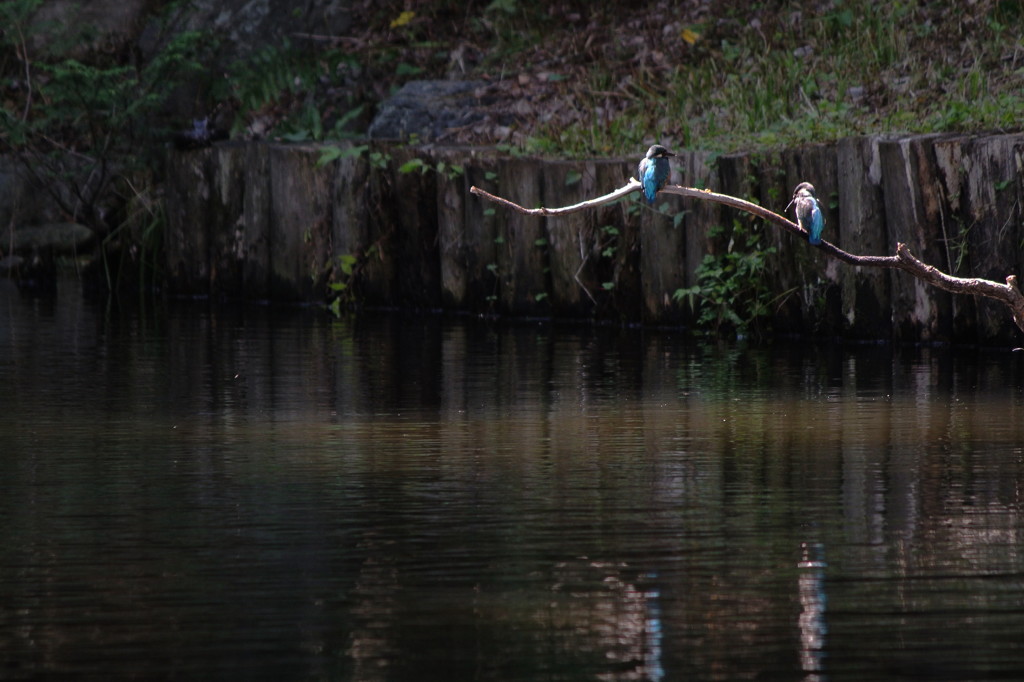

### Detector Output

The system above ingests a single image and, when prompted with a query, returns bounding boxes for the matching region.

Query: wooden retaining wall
[164,134,1024,344]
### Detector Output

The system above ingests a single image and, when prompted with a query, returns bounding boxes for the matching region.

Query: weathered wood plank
[960,134,1024,345]
[543,160,597,316]
[680,150,717,295]
[753,148,798,331]
[267,144,333,300]
[164,146,212,295]
[392,146,441,308]
[640,154,688,324]
[497,157,548,315]
[242,141,271,299]
[435,147,469,308]
[361,143,398,304]
[208,142,247,297]
[330,141,370,302]
[462,159,501,312]
[594,159,642,321]
[931,135,975,340]
[879,135,956,343]
[837,136,891,340]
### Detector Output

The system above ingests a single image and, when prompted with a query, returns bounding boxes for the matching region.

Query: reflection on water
[2,280,1024,680]
[798,542,827,680]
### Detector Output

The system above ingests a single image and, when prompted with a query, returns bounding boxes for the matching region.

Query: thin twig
[573,250,596,305]
[470,179,638,217]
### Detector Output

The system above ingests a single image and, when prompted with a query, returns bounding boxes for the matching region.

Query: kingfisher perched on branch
[637,144,675,204]
[787,182,825,245]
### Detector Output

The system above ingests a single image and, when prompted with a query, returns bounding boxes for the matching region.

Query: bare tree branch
[470,179,640,216]
[470,179,1024,335]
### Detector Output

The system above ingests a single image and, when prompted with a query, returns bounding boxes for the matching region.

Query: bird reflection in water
[798,542,828,681]
[551,559,664,681]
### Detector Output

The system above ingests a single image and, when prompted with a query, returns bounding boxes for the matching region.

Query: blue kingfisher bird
[637,144,675,204]
[787,182,825,245]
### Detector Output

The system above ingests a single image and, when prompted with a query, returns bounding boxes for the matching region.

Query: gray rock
[28,0,153,57]
[368,80,488,141]
[137,0,352,121]
[139,0,352,64]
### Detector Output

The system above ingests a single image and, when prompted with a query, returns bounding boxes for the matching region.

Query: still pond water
[3,280,1024,681]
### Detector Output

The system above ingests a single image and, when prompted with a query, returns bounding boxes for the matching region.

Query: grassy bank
[473,0,1024,155]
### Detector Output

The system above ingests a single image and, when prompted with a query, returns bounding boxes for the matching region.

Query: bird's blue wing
[808,201,824,245]
[639,158,657,203]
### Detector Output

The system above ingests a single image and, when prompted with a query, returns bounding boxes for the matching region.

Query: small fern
[224,39,325,129]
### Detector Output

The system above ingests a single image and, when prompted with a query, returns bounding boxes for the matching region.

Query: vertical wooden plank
[164,146,212,296]
[879,134,956,343]
[960,134,1024,345]
[361,141,397,305]
[675,150,718,327]
[209,142,247,297]
[330,140,369,303]
[267,143,334,301]
[392,146,441,308]
[593,159,642,322]
[242,141,271,299]
[930,135,975,341]
[715,152,755,234]
[639,151,687,324]
[837,135,891,340]
[700,152,759,331]
[753,148,798,331]
[543,159,598,317]
[435,147,468,309]
[497,157,548,316]
[753,149,789,226]
[463,158,501,313]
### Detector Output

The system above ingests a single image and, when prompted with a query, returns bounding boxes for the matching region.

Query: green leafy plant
[326,252,360,315]
[398,158,429,174]
[674,220,794,339]
[598,224,619,259]
[394,156,463,179]
[369,151,392,170]
[434,160,464,180]
[317,143,368,167]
